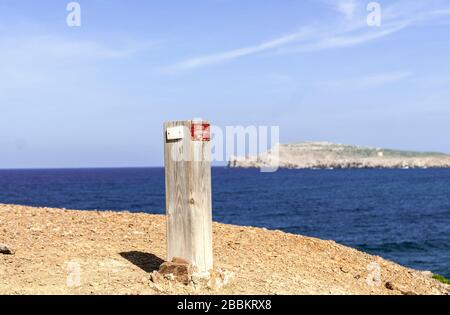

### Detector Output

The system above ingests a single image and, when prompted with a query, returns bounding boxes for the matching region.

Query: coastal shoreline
[1,204,448,295]
[229,142,450,170]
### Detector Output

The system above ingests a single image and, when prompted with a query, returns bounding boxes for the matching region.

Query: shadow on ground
[119,251,165,273]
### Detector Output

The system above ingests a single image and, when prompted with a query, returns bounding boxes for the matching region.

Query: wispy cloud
[162,27,314,74]
[319,71,413,90]
[164,0,450,74]
[279,21,409,54]
[431,8,450,16]
[0,35,139,63]
[330,0,359,19]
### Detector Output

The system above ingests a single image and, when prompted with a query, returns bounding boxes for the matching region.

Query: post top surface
[164,120,210,125]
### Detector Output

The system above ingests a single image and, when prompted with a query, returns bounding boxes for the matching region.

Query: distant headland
[228,142,450,169]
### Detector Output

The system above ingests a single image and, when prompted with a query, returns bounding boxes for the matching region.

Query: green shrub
[433,274,450,285]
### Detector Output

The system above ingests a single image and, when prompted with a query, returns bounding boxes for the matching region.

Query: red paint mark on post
[191,122,210,141]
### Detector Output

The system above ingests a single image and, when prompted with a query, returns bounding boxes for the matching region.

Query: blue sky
[1,0,450,168]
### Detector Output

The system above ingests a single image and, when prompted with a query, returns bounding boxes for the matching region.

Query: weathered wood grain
[163,120,213,273]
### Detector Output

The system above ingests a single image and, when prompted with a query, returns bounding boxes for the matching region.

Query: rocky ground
[1,204,449,295]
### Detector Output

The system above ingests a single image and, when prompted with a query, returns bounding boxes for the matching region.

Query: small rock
[171,257,190,265]
[141,276,149,284]
[207,269,235,290]
[191,271,211,286]
[340,266,350,274]
[150,271,163,283]
[385,282,395,290]
[149,282,164,292]
[164,273,175,281]
[0,244,14,255]
[158,257,193,285]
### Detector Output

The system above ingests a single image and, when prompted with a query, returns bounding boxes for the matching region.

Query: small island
[228,142,450,169]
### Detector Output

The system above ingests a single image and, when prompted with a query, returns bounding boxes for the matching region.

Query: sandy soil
[1,204,448,295]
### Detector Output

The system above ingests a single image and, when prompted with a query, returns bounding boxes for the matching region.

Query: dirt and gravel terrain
[1,204,448,295]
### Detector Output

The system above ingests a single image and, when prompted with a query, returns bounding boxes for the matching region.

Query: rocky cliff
[228,142,450,169]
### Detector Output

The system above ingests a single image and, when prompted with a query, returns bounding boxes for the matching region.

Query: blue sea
[1,167,449,278]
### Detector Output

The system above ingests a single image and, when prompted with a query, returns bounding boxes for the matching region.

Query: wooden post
[163,120,213,273]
